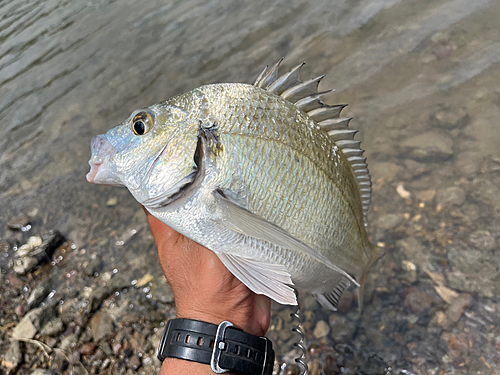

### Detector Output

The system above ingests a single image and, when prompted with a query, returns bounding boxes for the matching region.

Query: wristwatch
[157,318,275,375]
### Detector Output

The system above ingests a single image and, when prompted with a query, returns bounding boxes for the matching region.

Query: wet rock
[329,315,355,340]
[80,342,96,356]
[401,260,417,284]
[58,298,89,324]
[370,162,401,180]
[127,354,141,370]
[445,294,471,322]
[401,131,453,162]
[416,189,436,202]
[30,369,54,375]
[29,231,65,264]
[8,273,26,290]
[1,340,22,370]
[59,333,78,351]
[447,247,497,297]
[13,256,39,275]
[469,230,495,250]
[471,178,500,212]
[83,258,102,277]
[90,276,129,311]
[27,280,52,309]
[404,287,433,313]
[436,186,466,207]
[396,237,430,268]
[12,306,54,339]
[430,105,469,129]
[15,304,27,317]
[7,214,31,231]
[40,318,64,336]
[404,159,433,178]
[440,332,468,358]
[375,214,404,230]
[313,320,330,339]
[91,310,114,342]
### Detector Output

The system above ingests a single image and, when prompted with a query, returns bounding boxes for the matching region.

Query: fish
[87,59,383,311]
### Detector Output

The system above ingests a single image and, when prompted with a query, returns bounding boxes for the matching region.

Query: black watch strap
[157,318,274,375]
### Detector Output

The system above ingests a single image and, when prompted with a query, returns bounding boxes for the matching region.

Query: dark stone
[27,279,52,309]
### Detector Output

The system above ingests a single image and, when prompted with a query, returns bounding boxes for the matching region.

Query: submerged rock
[401,131,453,162]
[91,310,114,342]
[12,306,54,339]
[436,186,466,207]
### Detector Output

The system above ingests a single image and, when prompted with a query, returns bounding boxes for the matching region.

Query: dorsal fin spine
[253,59,373,223]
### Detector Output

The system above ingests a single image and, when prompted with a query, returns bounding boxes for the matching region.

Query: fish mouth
[86,134,121,185]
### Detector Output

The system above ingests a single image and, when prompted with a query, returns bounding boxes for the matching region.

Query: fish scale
[87,59,383,310]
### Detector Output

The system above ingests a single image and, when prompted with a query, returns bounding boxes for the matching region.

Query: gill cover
[98,103,200,206]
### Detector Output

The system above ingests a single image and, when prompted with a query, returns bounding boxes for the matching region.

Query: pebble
[15,304,27,317]
[1,340,22,370]
[401,260,417,284]
[375,214,404,230]
[80,342,96,356]
[436,186,466,207]
[59,333,78,351]
[106,197,118,206]
[127,354,141,370]
[91,310,115,342]
[30,370,54,375]
[416,189,436,202]
[404,287,433,313]
[397,237,430,268]
[7,214,31,230]
[445,294,471,322]
[40,318,65,336]
[430,105,469,129]
[27,236,43,249]
[313,320,330,339]
[13,256,39,275]
[401,131,453,161]
[12,306,54,339]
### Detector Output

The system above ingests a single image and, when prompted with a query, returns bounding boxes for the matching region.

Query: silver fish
[87,59,383,310]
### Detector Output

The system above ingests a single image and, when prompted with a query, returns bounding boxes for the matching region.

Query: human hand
[144,210,272,374]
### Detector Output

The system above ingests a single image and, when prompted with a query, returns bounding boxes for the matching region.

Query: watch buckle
[210,321,234,374]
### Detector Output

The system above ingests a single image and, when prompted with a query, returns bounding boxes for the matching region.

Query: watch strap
[157,318,274,375]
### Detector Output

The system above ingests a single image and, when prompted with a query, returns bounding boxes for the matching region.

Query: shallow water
[1,0,500,374]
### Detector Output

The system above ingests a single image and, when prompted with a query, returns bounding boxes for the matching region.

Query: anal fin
[216,252,297,306]
[315,276,351,311]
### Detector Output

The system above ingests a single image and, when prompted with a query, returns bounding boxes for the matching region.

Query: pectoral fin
[214,190,359,287]
[216,252,297,305]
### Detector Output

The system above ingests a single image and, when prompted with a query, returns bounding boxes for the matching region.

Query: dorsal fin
[253,59,372,224]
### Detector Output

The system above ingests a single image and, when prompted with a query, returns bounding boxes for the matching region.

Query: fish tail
[357,242,385,312]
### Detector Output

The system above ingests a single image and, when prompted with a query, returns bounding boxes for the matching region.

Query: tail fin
[357,243,385,311]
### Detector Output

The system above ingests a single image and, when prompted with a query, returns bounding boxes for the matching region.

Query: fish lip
[87,135,120,185]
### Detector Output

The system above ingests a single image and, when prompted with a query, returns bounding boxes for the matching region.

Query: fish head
[87,103,199,206]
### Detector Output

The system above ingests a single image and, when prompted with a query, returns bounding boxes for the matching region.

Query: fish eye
[131,111,154,136]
